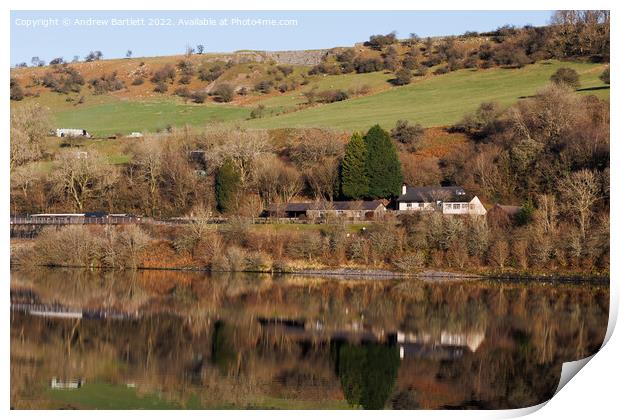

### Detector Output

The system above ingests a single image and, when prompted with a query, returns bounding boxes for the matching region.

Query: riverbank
[10,222,609,283]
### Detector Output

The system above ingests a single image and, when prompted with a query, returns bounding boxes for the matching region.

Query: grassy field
[246,60,609,131]
[48,383,180,409]
[47,382,350,409]
[54,100,250,137]
[37,60,609,136]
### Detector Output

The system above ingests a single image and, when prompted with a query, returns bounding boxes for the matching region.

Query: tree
[337,343,400,409]
[364,125,403,198]
[131,139,163,216]
[126,50,132,58]
[215,160,241,213]
[31,56,45,67]
[550,67,581,89]
[558,169,601,238]
[205,128,271,187]
[52,150,118,211]
[303,158,340,201]
[197,44,205,54]
[255,156,303,205]
[10,103,50,170]
[341,133,369,199]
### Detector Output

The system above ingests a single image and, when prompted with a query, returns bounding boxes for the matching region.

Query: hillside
[246,60,608,131]
[59,61,608,134]
[11,58,608,137]
[10,25,609,136]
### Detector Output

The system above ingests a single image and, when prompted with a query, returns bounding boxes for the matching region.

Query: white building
[397,185,486,216]
[55,128,91,138]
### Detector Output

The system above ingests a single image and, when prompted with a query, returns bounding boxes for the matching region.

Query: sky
[10,10,553,65]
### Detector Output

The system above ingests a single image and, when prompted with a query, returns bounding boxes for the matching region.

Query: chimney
[401,184,407,196]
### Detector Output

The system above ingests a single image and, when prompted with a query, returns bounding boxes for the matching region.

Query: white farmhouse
[397,185,486,216]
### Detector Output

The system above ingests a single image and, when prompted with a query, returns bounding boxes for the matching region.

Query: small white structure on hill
[56,128,91,138]
[397,185,486,216]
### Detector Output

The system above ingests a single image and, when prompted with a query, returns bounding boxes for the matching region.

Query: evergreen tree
[341,132,369,199]
[215,160,240,213]
[364,124,403,198]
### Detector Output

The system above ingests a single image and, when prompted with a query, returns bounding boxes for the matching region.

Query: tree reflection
[336,342,400,409]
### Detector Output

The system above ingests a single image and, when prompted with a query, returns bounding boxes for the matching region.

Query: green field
[47,382,350,409]
[246,60,609,131]
[54,101,250,137]
[48,383,181,409]
[47,60,608,135]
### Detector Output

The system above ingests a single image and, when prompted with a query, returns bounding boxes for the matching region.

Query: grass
[47,382,350,409]
[48,383,180,409]
[33,60,609,136]
[245,60,609,131]
[54,100,250,137]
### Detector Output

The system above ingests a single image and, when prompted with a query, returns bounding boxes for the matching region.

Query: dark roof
[268,200,385,212]
[397,186,472,203]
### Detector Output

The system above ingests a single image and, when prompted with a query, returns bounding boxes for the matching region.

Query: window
[418,203,424,208]
[406,203,413,208]
[453,203,460,210]
[445,203,452,209]
[470,203,475,210]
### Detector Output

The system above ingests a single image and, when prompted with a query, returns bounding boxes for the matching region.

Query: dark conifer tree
[364,124,403,198]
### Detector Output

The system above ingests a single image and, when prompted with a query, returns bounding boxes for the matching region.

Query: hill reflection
[11,269,609,409]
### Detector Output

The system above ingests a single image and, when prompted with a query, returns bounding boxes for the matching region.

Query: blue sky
[10,10,553,65]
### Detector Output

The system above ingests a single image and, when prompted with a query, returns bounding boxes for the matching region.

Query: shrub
[213,83,235,102]
[174,86,190,98]
[599,67,610,84]
[89,72,124,94]
[254,79,274,93]
[131,76,145,86]
[10,79,24,101]
[365,32,397,50]
[550,67,581,89]
[198,64,224,82]
[150,64,176,83]
[390,120,425,152]
[250,104,266,119]
[316,89,348,103]
[190,90,207,103]
[276,65,294,76]
[354,57,384,73]
[178,74,192,85]
[153,81,168,93]
[390,68,412,86]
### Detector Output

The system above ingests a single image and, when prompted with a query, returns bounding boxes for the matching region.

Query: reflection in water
[10,268,609,410]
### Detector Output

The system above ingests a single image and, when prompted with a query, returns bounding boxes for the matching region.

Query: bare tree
[303,157,340,201]
[558,169,601,238]
[10,103,51,171]
[131,138,163,216]
[204,128,271,186]
[255,156,303,205]
[51,150,118,211]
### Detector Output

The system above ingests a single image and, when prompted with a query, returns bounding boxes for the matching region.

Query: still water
[10,269,609,410]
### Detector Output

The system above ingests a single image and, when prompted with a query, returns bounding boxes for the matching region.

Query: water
[10,268,609,410]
